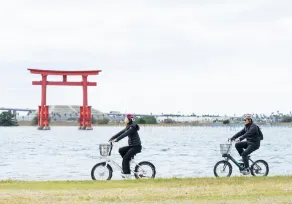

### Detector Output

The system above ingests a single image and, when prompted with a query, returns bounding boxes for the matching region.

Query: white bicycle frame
[100,142,143,176]
[100,155,140,175]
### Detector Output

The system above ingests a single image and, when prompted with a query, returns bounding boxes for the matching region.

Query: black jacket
[231,122,261,144]
[109,122,141,146]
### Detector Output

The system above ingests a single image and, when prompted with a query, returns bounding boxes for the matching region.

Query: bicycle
[213,142,269,177]
[91,142,156,180]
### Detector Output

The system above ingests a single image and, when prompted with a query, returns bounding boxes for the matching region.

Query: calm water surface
[0,125,291,180]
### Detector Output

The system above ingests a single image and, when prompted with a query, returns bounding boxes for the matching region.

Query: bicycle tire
[134,161,156,179]
[91,162,113,180]
[213,160,233,177]
[250,160,269,176]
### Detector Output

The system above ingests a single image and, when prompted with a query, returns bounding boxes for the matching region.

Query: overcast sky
[0,0,291,116]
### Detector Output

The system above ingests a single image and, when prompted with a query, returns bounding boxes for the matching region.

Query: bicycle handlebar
[109,141,119,147]
[227,138,241,143]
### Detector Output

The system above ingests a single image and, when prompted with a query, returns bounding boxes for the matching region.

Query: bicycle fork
[222,157,230,171]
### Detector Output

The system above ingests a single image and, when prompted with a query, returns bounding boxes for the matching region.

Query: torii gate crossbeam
[28,68,102,130]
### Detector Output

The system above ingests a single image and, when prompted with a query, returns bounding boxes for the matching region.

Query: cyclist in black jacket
[229,114,261,175]
[109,114,142,178]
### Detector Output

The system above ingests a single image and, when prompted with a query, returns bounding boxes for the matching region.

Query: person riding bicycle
[108,113,142,178]
[229,114,261,175]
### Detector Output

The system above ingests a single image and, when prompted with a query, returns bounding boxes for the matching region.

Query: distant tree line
[0,111,18,126]
[280,116,292,123]
[135,116,157,124]
[223,120,230,125]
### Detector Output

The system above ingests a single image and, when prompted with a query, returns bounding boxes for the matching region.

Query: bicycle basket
[99,144,112,156]
[220,144,232,154]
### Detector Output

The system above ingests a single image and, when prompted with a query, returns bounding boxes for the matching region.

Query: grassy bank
[1,176,292,203]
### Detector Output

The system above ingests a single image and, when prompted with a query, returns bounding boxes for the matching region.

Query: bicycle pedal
[133,172,144,178]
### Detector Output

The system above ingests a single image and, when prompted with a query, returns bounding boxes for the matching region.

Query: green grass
[0,176,292,203]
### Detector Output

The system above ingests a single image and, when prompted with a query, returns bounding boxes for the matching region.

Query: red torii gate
[28,68,102,130]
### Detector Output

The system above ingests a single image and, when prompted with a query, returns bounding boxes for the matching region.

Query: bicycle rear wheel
[250,160,269,176]
[214,161,232,177]
[91,162,113,180]
[134,161,156,179]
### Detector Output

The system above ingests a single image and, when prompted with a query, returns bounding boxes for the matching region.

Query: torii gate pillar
[28,69,102,130]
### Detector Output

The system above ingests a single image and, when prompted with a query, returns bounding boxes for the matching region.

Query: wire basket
[99,144,112,156]
[220,144,232,154]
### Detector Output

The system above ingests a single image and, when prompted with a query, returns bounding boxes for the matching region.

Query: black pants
[235,142,259,168]
[119,145,142,174]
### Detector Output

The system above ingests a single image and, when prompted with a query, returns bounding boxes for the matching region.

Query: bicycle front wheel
[250,160,269,176]
[91,162,113,180]
[214,161,232,177]
[134,161,156,179]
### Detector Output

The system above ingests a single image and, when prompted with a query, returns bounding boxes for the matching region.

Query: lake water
[0,125,291,180]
